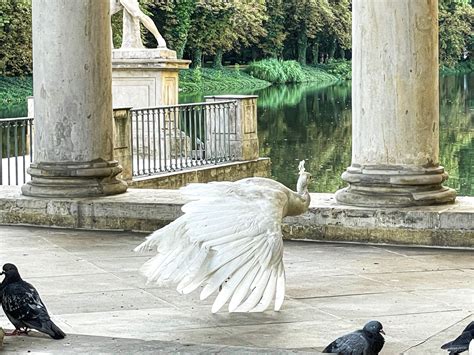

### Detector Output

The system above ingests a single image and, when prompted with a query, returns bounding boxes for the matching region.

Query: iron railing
[0,117,34,185]
[130,101,237,177]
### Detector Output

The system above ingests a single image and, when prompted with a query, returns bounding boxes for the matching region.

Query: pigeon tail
[42,320,66,340]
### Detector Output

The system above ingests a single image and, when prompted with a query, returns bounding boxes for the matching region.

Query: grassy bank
[180,59,349,96]
[245,59,344,85]
[440,60,474,75]
[179,67,271,95]
[0,76,32,105]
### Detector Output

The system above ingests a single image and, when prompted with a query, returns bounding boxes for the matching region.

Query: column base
[335,164,457,207]
[21,159,128,198]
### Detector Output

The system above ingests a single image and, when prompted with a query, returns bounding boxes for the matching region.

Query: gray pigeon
[322,320,385,355]
[0,263,65,339]
[441,321,474,355]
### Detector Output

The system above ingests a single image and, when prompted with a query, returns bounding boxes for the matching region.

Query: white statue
[111,0,167,49]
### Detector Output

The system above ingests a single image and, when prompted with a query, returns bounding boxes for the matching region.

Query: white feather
[134,166,311,313]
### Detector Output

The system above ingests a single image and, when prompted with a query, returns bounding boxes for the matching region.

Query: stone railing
[113,94,259,182]
[11,95,259,185]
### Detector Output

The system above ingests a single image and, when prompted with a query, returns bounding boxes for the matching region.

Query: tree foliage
[0,0,32,76]
[149,0,196,59]
[439,0,474,67]
[1,0,473,76]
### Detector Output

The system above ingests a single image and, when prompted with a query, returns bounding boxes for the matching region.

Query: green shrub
[245,59,340,84]
[245,59,289,83]
[280,60,305,83]
[179,67,270,95]
[316,59,352,81]
[440,60,474,75]
[0,76,32,105]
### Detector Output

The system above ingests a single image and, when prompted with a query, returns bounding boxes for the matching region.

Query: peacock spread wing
[135,180,289,313]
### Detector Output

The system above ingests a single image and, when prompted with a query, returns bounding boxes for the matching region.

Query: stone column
[22,0,127,197]
[335,0,456,207]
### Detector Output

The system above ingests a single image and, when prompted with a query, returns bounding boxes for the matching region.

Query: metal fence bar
[0,117,33,186]
[14,122,18,185]
[213,104,218,165]
[129,100,238,179]
[6,125,11,185]
[146,109,151,175]
[157,109,162,172]
[21,123,26,183]
[0,125,3,185]
[152,109,157,173]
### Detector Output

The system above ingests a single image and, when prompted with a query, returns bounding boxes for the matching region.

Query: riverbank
[0,76,32,105]
[1,59,472,109]
[440,60,474,75]
[179,61,343,96]
[0,62,345,106]
[178,67,271,95]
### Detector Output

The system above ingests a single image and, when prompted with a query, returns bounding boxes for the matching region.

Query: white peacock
[135,160,312,313]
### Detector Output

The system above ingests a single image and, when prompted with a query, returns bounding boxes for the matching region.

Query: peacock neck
[286,189,311,216]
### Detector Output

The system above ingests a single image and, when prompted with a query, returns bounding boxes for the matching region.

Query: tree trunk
[191,48,202,68]
[297,31,308,65]
[328,39,336,60]
[311,43,319,65]
[176,40,187,59]
[213,48,223,69]
[338,46,345,60]
[251,47,258,61]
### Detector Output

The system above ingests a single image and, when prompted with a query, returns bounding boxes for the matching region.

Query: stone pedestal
[22,0,127,198]
[112,49,190,108]
[335,0,456,207]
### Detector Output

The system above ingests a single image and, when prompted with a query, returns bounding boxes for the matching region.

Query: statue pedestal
[112,48,191,108]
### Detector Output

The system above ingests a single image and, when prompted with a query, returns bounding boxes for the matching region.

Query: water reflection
[1,74,472,196]
[257,82,352,193]
[439,74,473,196]
[257,74,473,196]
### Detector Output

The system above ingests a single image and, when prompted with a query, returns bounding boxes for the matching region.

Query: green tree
[259,0,286,58]
[439,0,474,67]
[0,0,32,76]
[186,1,235,68]
[212,0,267,68]
[148,0,196,59]
[284,0,333,65]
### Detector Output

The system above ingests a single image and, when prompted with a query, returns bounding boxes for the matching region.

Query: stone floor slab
[0,225,472,354]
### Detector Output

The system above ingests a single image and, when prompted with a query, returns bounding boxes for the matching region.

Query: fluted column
[335,0,456,207]
[22,0,127,197]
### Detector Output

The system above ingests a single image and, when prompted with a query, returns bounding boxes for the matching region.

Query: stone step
[0,186,472,248]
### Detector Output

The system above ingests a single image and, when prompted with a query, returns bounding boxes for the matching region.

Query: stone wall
[0,186,472,248]
[129,158,271,189]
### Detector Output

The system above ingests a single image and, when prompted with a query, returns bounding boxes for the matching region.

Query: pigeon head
[363,320,385,335]
[1,263,22,283]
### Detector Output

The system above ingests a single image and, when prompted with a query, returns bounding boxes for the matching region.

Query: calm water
[183,74,473,196]
[2,74,473,195]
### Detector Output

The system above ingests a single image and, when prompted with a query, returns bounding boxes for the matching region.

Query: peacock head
[297,160,312,194]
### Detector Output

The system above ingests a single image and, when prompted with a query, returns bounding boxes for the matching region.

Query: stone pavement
[0,225,472,354]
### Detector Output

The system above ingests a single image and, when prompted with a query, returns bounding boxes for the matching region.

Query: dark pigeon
[441,321,474,355]
[322,320,385,355]
[0,263,65,339]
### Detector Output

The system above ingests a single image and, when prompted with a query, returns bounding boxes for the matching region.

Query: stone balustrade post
[204,95,259,161]
[335,0,456,207]
[113,107,133,182]
[22,0,127,197]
